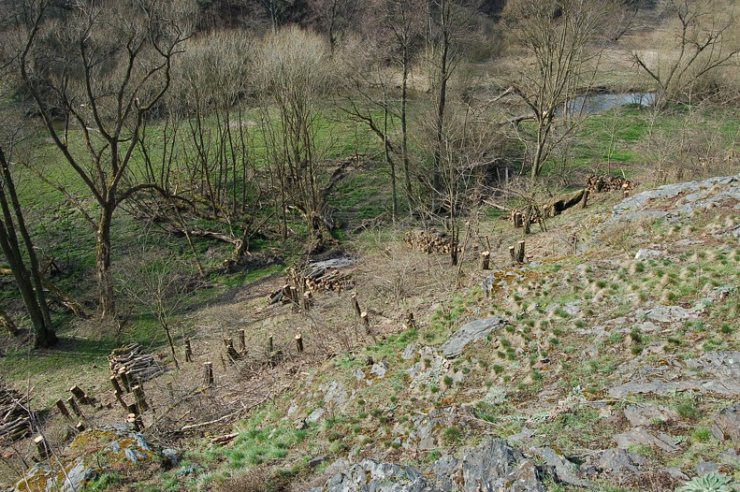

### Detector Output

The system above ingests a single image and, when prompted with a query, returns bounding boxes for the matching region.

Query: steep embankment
[8,174,740,492]
[261,175,740,491]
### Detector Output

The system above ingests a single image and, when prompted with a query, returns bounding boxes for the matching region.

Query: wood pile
[269,265,353,304]
[109,344,166,388]
[0,384,31,442]
[404,230,454,254]
[587,175,635,193]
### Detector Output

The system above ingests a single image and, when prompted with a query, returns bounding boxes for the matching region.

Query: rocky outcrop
[611,174,740,223]
[14,426,170,492]
[441,317,507,359]
[317,438,550,492]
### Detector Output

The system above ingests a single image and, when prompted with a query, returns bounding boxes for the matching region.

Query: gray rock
[433,455,459,492]
[695,460,720,475]
[639,305,697,323]
[611,174,740,223]
[307,408,325,423]
[597,448,647,475]
[482,387,507,406]
[461,438,546,492]
[323,380,349,410]
[402,344,418,360]
[324,460,438,492]
[441,317,507,359]
[718,449,740,467]
[687,351,740,379]
[623,404,679,427]
[371,361,388,378]
[711,404,740,442]
[613,427,680,453]
[634,249,665,261]
[530,447,592,488]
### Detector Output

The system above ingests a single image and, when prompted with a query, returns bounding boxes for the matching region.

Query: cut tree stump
[480,251,491,270]
[67,396,83,418]
[516,241,526,264]
[295,334,304,353]
[34,435,50,459]
[132,386,149,413]
[69,385,91,405]
[203,362,214,387]
[55,400,71,420]
[185,339,193,362]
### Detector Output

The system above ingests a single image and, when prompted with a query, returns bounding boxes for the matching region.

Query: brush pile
[109,344,167,387]
[587,175,635,193]
[0,384,31,442]
[404,230,454,254]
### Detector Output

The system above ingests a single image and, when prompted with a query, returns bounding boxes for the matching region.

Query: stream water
[563,91,656,115]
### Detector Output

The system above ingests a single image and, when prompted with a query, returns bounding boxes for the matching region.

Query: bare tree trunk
[401,41,412,202]
[0,148,56,347]
[96,207,115,319]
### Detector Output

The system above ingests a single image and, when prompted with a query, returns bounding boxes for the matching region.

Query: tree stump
[302,291,312,311]
[268,335,274,354]
[238,330,246,353]
[75,422,86,432]
[351,294,361,318]
[55,399,71,420]
[516,241,526,263]
[67,396,83,418]
[33,435,50,459]
[480,251,491,270]
[203,362,214,387]
[360,312,372,336]
[581,189,590,208]
[509,246,516,263]
[69,385,91,405]
[185,338,193,362]
[295,334,304,353]
[513,212,523,228]
[404,312,416,330]
[132,385,149,413]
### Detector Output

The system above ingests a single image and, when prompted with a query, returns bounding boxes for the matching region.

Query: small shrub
[676,473,734,492]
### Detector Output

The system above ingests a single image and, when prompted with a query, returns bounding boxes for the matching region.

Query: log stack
[404,230,455,254]
[109,344,166,387]
[587,175,635,193]
[0,384,31,442]
[269,266,353,304]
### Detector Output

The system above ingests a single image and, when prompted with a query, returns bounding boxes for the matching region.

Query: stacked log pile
[269,266,353,304]
[0,384,31,442]
[404,230,454,254]
[109,344,166,388]
[587,175,635,193]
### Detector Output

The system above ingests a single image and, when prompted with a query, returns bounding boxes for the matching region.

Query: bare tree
[424,0,478,205]
[129,30,268,269]
[307,0,361,53]
[0,6,56,347]
[502,0,624,178]
[632,0,740,107]
[0,147,57,347]
[19,0,194,318]
[256,27,337,253]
